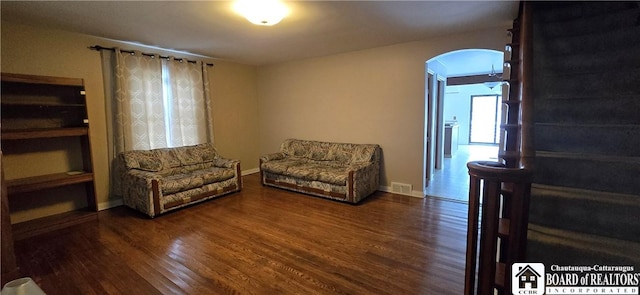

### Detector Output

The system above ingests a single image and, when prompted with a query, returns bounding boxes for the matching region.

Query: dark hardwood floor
[13,173,468,294]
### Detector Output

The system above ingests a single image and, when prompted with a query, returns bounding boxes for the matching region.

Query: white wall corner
[98,198,124,211]
[411,190,426,198]
[379,186,392,194]
[242,168,260,176]
[379,186,425,198]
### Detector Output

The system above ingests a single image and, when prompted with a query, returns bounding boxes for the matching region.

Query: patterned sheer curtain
[101,48,213,196]
[164,57,213,147]
[114,49,167,150]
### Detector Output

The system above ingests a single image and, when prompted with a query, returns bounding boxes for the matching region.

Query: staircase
[527,1,640,266]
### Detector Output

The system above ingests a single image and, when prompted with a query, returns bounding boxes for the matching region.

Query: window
[109,50,212,151]
[158,59,210,148]
[469,94,502,144]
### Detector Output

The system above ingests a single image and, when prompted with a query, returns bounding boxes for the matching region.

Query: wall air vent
[391,182,413,196]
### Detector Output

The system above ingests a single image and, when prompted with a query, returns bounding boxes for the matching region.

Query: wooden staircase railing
[464,161,532,295]
[464,1,534,294]
[500,1,534,169]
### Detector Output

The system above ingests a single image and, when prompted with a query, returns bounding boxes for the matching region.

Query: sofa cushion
[327,145,352,163]
[286,164,318,180]
[137,155,163,171]
[162,174,205,195]
[279,139,378,165]
[192,167,236,185]
[261,158,307,175]
[124,143,223,172]
[262,159,348,186]
[156,149,182,169]
[123,151,163,172]
[315,165,348,185]
[281,139,312,158]
[195,143,219,162]
[350,145,378,163]
[174,145,204,165]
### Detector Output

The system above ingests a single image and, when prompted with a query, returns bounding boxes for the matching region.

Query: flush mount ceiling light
[234,0,289,26]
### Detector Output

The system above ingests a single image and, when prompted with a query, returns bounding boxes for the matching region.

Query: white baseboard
[242,168,260,176]
[98,198,123,211]
[379,186,425,198]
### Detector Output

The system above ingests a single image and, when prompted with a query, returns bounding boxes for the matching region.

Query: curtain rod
[89,45,214,67]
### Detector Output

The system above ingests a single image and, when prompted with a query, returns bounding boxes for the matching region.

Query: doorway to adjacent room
[424,144,499,202]
[424,49,503,202]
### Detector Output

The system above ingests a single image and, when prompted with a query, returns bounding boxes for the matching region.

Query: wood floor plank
[13,173,468,294]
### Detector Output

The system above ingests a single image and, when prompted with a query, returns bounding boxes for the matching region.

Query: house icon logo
[512,263,545,294]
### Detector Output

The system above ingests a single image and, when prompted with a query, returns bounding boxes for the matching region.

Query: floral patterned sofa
[260,138,381,203]
[119,143,241,217]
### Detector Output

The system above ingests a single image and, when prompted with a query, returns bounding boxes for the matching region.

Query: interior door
[435,78,445,169]
[425,72,435,184]
[424,60,447,189]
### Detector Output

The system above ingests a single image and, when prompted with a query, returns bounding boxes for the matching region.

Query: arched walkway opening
[424,49,504,201]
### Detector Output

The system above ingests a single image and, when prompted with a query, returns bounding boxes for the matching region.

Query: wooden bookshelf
[1,127,89,140]
[11,210,98,241]
[6,172,94,195]
[1,73,97,241]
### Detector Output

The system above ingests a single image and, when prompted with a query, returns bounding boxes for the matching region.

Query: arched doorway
[424,49,504,201]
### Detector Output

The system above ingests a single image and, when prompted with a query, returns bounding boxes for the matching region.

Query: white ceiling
[1,1,519,66]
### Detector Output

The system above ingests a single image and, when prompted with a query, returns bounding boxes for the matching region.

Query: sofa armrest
[347,162,380,203]
[260,152,286,162]
[122,169,164,217]
[214,158,240,168]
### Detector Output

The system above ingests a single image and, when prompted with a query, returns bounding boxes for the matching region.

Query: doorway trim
[424,61,447,189]
[423,49,504,196]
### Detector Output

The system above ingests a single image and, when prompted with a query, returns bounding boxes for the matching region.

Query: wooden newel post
[464,161,532,295]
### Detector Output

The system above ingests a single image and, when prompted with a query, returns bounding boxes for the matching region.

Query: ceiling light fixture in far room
[234,0,289,26]
[484,64,504,90]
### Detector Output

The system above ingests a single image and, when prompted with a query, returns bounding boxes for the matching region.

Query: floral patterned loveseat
[260,138,381,203]
[119,143,241,217]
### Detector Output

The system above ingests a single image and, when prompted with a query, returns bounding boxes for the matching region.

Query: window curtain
[100,48,214,197]
[115,50,166,150]
[164,57,213,147]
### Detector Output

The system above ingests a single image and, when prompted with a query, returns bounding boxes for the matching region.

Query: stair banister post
[465,161,532,295]
[519,1,535,170]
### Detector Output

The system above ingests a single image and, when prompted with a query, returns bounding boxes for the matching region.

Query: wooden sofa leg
[348,171,355,202]
[259,159,265,186]
[152,180,161,216]
[237,163,243,190]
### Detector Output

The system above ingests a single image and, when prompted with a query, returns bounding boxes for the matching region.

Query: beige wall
[1,19,510,223]
[1,21,259,221]
[257,26,511,194]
